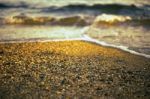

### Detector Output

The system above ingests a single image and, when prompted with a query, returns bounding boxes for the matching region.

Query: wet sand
[0,41,150,99]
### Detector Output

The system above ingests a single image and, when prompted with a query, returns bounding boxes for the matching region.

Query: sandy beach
[0,41,150,99]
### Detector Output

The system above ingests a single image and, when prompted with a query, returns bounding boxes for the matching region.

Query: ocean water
[0,0,150,57]
[1,0,150,6]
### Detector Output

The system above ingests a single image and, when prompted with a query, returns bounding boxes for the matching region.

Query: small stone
[0,50,4,55]
[39,74,45,81]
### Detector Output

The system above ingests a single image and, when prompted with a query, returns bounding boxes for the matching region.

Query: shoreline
[0,35,150,59]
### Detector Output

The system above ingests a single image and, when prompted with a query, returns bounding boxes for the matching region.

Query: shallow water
[0,25,149,58]
[86,23,150,55]
[0,25,84,41]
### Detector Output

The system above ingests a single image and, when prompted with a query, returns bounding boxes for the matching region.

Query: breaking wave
[2,15,89,26]
[1,14,150,27]
[0,3,149,26]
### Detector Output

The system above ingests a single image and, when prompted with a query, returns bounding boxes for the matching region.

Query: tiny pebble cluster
[0,41,150,99]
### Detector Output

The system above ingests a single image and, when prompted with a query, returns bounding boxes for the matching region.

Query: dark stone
[39,74,46,81]
[0,50,4,55]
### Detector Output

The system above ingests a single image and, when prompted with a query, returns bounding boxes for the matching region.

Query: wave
[41,4,150,16]
[42,4,141,12]
[92,14,150,27]
[0,3,149,26]
[2,13,150,27]
[4,15,56,25]
[0,3,149,17]
[92,14,132,26]
[2,14,91,26]
[0,2,29,9]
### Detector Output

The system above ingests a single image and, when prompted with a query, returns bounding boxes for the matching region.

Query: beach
[0,0,150,98]
[0,41,150,99]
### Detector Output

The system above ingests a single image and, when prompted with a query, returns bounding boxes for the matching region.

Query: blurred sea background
[0,0,150,56]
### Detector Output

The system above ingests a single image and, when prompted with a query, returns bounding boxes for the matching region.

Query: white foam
[82,35,150,58]
[0,38,84,44]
